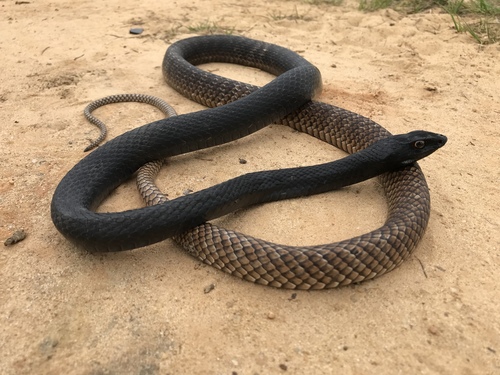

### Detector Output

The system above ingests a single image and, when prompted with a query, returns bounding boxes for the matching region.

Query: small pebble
[129,28,144,35]
[427,325,439,335]
[238,158,247,164]
[267,312,276,320]
[203,283,215,294]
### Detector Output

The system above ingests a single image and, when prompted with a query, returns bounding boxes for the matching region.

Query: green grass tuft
[359,0,394,11]
[268,6,314,21]
[348,0,500,44]
[187,21,235,35]
[446,0,499,44]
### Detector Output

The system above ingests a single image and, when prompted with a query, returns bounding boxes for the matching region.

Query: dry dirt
[1,0,499,374]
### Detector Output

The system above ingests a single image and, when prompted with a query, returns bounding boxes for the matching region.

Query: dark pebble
[129,28,144,35]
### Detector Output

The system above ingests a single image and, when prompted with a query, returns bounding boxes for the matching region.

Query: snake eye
[413,140,425,149]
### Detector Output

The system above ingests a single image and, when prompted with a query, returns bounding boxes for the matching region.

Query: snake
[51,35,446,289]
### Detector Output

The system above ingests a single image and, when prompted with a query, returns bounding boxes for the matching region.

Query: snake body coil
[51,35,446,289]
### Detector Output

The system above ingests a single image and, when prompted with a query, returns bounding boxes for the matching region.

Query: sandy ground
[1,0,499,374]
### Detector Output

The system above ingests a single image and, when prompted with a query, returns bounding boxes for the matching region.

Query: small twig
[416,257,428,278]
[107,34,133,39]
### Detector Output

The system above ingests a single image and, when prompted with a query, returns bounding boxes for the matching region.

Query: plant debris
[4,229,26,246]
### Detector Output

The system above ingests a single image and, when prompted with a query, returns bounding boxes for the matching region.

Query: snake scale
[51,35,446,289]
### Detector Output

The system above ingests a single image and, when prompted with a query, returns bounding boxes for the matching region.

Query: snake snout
[436,134,447,147]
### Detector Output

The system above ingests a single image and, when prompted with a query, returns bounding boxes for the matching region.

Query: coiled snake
[51,35,446,289]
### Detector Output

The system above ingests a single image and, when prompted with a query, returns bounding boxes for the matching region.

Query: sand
[1,0,499,374]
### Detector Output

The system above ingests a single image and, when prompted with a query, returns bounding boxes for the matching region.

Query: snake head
[383,130,447,167]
